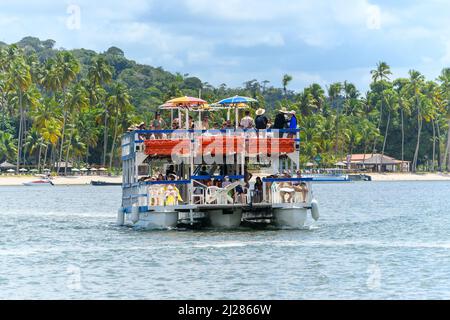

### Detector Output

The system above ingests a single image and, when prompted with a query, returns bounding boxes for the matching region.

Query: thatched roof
[0,161,15,169]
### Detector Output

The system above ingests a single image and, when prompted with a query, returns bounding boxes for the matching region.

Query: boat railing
[262,177,313,205]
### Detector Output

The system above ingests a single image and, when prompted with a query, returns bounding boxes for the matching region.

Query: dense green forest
[1,37,450,173]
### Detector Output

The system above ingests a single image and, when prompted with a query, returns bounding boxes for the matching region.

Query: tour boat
[117,126,320,230]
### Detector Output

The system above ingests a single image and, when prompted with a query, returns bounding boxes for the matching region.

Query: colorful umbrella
[214,96,258,129]
[160,97,209,130]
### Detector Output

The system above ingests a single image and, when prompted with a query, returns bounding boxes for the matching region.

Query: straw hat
[279,107,289,113]
[289,110,296,115]
[256,108,266,116]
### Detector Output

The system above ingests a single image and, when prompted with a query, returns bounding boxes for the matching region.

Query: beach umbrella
[335,162,347,167]
[160,96,209,130]
[43,168,50,172]
[99,167,107,171]
[71,168,80,172]
[6,169,15,173]
[215,96,258,129]
[30,169,39,173]
[19,168,28,172]
[80,168,88,172]
[305,162,315,167]
[89,168,98,171]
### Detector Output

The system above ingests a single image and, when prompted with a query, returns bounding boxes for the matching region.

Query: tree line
[1,37,450,173]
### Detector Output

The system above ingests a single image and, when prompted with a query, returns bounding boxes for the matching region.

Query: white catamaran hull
[123,208,178,230]
[208,209,242,228]
[273,207,308,229]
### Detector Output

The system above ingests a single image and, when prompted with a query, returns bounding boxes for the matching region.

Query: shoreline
[2,172,450,186]
[0,175,122,186]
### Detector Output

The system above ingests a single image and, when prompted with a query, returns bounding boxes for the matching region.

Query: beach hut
[0,161,15,172]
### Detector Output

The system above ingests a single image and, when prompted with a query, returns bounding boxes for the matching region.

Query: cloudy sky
[1,0,450,91]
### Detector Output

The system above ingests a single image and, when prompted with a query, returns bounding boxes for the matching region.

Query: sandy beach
[0,175,122,186]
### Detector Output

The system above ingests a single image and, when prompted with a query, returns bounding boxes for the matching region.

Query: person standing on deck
[273,107,289,137]
[288,111,298,138]
[240,110,255,129]
[152,112,166,139]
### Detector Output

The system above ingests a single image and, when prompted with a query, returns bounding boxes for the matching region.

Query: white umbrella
[30,169,39,173]
[6,169,15,173]
[305,162,315,167]
[335,162,347,167]
[19,168,28,172]
[43,168,50,172]
[89,168,98,171]
[99,167,107,171]
[71,168,80,172]
[80,168,88,172]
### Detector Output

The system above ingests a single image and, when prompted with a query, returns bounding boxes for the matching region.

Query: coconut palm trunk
[16,91,23,172]
[102,110,108,166]
[380,111,391,170]
[57,109,68,174]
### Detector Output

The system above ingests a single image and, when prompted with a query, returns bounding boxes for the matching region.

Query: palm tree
[56,52,80,173]
[407,70,426,172]
[88,57,113,167]
[371,61,392,83]
[282,74,293,97]
[380,89,398,167]
[437,68,450,171]
[63,83,89,174]
[7,53,32,172]
[107,83,132,169]
[0,130,17,162]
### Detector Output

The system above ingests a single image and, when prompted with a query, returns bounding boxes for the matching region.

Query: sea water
[1,182,450,299]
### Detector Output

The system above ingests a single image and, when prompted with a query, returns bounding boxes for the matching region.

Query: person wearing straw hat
[255,108,268,130]
[273,107,289,136]
[288,110,298,138]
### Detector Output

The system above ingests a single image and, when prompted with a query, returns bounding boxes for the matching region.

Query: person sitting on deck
[279,173,295,203]
[166,165,176,179]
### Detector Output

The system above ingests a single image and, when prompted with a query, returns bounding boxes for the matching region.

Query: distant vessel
[23,177,54,186]
[91,180,121,186]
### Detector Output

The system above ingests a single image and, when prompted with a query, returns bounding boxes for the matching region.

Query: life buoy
[311,199,320,221]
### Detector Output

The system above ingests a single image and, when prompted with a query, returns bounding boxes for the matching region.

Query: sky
[1,0,450,92]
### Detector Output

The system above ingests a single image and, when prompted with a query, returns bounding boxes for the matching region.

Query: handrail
[262,177,313,182]
[132,128,301,134]
[191,175,245,181]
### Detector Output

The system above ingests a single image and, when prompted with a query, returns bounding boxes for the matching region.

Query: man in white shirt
[240,110,255,129]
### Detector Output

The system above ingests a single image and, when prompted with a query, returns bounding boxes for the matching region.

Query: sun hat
[279,107,289,113]
[255,108,266,116]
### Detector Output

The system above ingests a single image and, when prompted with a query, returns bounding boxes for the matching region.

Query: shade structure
[216,96,258,105]
[335,162,347,167]
[0,161,15,169]
[89,168,98,171]
[215,96,258,129]
[160,97,211,130]
[80,168,88,172]
[6,169,15,173]
[43,168,50,172]
[30,169,39,172]
[166,96,207,107]
[71,168,80,172]
[99,167,107,171]
[305,162,315,167]
[19,168,28,172]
